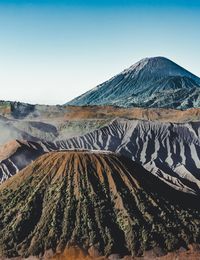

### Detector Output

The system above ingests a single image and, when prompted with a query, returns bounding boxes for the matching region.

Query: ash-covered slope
[60,118,200,194]
[1,119,200,195]
[1,151,200,259]
[67,57,200,109]
[0,140,47,183]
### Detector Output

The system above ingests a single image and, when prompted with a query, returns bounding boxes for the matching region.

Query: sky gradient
[0,0,199,105]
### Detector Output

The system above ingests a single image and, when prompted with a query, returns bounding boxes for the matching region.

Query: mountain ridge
[1,118,200,196]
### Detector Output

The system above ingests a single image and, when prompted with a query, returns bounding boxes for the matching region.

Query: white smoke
[0,121,22,145]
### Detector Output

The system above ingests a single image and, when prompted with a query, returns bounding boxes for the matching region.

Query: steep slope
[59,119,200,195]
[0,119,200,196]
[67,57,200,109]
[1,151,200,259]
[0,140,48,183]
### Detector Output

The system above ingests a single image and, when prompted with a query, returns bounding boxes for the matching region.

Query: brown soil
[1,151,200,259]
[62,106,200,123]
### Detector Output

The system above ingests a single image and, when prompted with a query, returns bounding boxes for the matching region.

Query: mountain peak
[142,56,171,61]
[67,57,200,109]
[136,56,171,64]
[122,56,189,76]
[137,56,179,64]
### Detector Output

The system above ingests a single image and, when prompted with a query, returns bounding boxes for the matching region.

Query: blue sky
[0,0,199,104]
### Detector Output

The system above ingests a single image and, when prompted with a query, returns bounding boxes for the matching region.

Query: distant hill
[67,57,200,109]
[1,100,200,146]
[1,151,200,259]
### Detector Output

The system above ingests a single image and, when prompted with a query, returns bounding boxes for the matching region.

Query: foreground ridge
[0,151,200,258]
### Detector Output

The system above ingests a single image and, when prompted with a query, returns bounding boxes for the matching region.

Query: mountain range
[67,57,200,109]
[1,56,200,259]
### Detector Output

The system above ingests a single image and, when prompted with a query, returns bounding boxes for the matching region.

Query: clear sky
[0,0,199,105]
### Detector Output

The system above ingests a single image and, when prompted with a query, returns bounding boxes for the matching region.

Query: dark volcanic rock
[67,57,200,109]
[11,102,35,119]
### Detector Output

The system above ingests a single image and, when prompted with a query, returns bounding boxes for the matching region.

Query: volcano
[1,151,200,259]
[1,118,200,196]
[67,57,200,109]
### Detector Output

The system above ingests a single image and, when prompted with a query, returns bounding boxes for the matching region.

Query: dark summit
[67,57,200,109]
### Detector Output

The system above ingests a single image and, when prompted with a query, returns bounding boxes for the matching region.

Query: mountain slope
[1,119,200,196]
[59,119,200,194]
[1,151,200,259]
[67,57,200,109]
[0,140,47,183]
